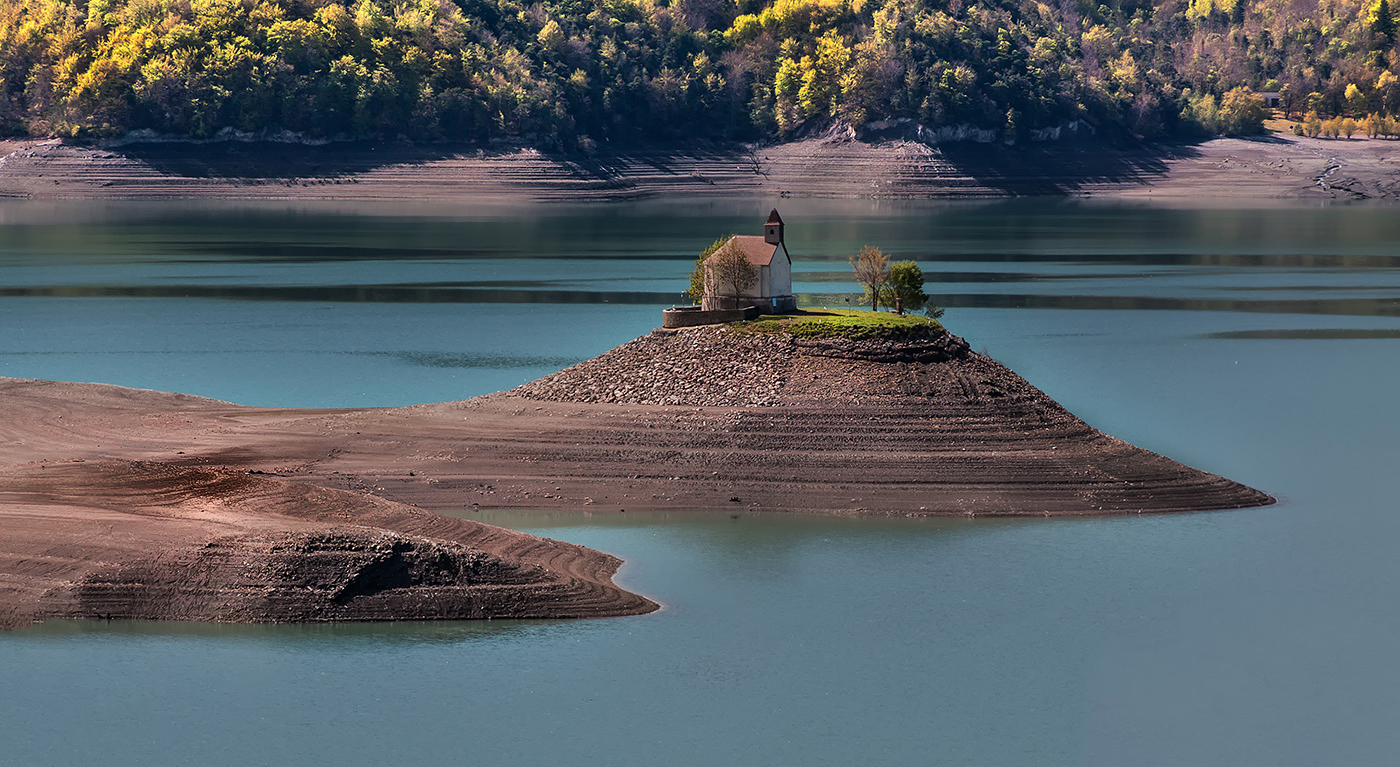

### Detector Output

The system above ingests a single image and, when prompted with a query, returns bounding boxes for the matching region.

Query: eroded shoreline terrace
[0,313,1271,629]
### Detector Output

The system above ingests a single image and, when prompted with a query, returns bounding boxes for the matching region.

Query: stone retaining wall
[662,305,759,328]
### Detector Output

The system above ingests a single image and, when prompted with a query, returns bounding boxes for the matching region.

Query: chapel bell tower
[764,209,784,246]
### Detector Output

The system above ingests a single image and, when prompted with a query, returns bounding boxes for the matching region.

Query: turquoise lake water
[2,198,1399,765]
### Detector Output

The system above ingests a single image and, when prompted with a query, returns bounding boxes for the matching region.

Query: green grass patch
[729,308,944,340]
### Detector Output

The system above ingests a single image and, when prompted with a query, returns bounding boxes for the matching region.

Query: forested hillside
[1,0,1397,144]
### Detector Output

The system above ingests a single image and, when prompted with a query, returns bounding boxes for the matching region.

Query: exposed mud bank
[0,457,656,630]
[1,133,1394,202]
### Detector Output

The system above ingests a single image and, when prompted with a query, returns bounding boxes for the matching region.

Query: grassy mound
[730,309,944,341]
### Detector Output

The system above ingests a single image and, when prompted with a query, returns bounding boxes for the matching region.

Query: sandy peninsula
[0,324,1271,629]
[1,132,1396,202]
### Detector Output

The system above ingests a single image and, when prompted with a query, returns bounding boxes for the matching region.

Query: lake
[2,198,1399,765]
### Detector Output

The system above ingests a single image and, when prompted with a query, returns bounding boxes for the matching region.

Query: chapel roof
[707,235,784,267]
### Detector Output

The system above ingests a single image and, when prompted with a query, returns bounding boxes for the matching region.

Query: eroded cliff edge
[0,321,1271,629]
[0,457,657,630]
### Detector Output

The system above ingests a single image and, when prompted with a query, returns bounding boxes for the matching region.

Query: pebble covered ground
[510,325,970,408]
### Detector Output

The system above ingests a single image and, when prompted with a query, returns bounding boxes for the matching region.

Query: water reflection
[465,507,1020,533]
[5,286,1397,316]
[798,269,1149,283]
[8,617,575,645]
[0,284,683,305]
[798,292,1400,317]
[1206,329,1400,339]
[950,292,1400,316]
[0,349,585,371]
[464,509,1037,568]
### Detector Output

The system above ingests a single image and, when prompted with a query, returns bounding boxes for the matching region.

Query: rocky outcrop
[512,326,799,407]
[0,459,656,630]
[511,324,971,407]
[70,528,547,624]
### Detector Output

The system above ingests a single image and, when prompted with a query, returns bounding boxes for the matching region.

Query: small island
[0,283,1273,629]
[0,212,1280,633]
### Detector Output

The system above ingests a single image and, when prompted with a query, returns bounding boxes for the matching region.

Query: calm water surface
[2,199,1399,765]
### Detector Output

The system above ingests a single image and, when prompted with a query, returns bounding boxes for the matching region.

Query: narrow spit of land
[0,313,1272,629]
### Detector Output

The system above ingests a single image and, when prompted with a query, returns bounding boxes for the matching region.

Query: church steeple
[764,209,784,246]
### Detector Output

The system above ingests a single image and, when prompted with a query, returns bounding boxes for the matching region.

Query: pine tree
[1369,0,1396,50]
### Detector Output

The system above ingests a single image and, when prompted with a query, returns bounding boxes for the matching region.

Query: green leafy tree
[686,236,731,303]
[1378,71,1400,114]
[1303,110,1323,137]
[884,260,928,315]
[1345,83,1367,116]
[1220,87,1266,135]
[1181,90,1219,134]
[12,0,1400,146]
[1307,92,1328,117]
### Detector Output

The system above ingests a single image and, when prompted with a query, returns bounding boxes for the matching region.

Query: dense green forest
[1,0,1398,144]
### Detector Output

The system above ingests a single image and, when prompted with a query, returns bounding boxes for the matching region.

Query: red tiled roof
[707,235,780,267]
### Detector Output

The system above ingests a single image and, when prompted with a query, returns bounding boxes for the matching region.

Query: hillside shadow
[111,137,1208,196]
[937,141,1204,195]
[111,140,485,180]
[539,141,756,187]
[114,138,754,189]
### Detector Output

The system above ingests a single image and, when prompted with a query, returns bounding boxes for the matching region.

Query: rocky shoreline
[0,323,1272,629]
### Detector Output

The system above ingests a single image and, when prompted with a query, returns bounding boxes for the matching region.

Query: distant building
[1258,91,1282,109]
[701,209,796,314]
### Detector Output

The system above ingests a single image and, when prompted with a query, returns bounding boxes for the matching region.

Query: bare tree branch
[850,245,891,311]
[707,240,759,302]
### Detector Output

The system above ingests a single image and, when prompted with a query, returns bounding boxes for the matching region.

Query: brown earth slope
[2,133,1395,201]
[0,377,660,630]
[0,459,656,630]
